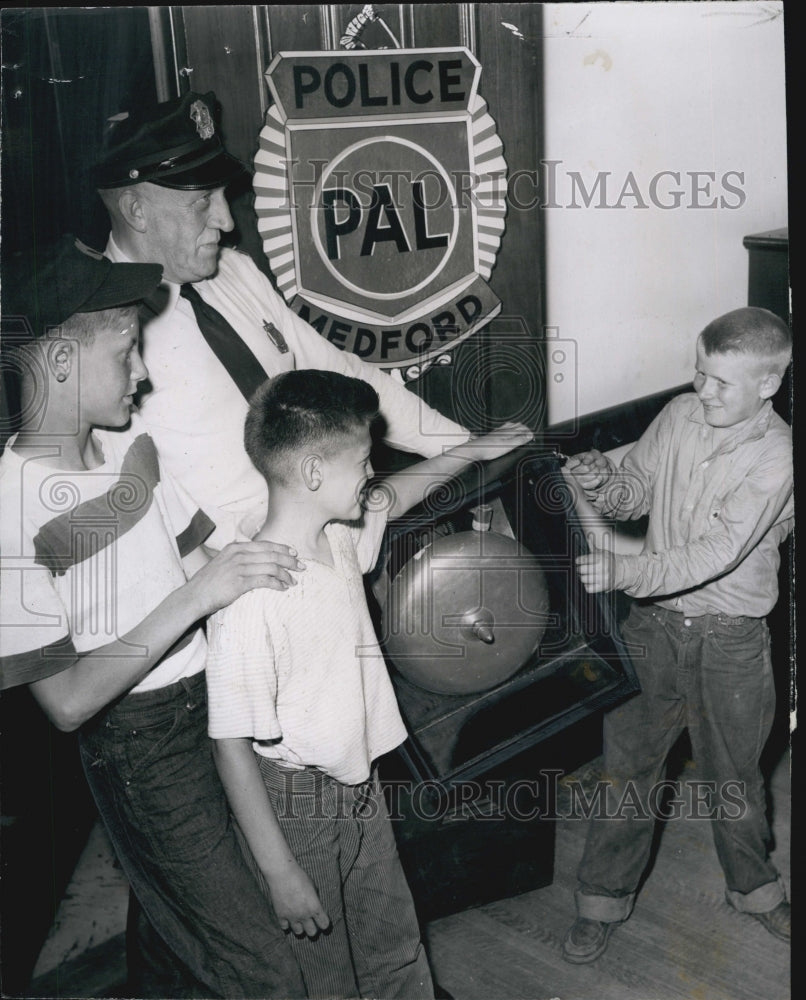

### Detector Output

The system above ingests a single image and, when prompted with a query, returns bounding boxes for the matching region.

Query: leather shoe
[749,901,790,942]
[561,916,617,964]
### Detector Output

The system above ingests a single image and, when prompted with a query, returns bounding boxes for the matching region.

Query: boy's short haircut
[245,370,380,484]
[699,307,792,376]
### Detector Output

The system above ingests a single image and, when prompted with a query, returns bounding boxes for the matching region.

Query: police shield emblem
[254,49,507,369]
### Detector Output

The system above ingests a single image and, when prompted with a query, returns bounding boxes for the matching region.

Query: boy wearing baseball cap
[0,236,305,997]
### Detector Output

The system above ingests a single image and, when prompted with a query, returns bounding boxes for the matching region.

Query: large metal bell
[381,527,551,695]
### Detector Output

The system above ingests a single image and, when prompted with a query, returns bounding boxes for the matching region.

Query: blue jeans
[78,671,305,999]
[248,758,434,1000]
[576,603,785,922]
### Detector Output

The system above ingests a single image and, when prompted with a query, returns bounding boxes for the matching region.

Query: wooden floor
[424,748,791,1000]
[27,743,791,1000]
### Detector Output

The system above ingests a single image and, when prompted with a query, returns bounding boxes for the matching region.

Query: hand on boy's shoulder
[189,540,306,618]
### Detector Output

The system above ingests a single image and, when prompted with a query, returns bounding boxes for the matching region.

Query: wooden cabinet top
[743,228,789,250]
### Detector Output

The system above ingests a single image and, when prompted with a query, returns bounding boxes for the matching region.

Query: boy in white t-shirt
[207,369,532,999]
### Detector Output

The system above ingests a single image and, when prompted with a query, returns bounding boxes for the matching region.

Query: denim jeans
[247,757,434,1000]
[78,671,305,999]
[576,602,784,922]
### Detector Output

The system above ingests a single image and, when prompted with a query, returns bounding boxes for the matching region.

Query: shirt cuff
[613,553,639,593]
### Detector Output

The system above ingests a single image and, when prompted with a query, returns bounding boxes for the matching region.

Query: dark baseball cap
[6,236,163,341]
[94,90,246,190]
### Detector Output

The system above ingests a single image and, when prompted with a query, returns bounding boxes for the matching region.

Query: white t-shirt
[206,510,408,785]
[0,414,212,693]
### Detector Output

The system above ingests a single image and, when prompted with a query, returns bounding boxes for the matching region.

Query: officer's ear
[118,188,148,233]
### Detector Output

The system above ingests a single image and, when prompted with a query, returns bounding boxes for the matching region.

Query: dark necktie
[179,283,268,402]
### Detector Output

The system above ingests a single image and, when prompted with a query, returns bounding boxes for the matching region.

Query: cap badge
[190,99,215,140]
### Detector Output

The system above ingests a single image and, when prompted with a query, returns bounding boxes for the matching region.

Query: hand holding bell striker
[562,449,614,493]
[560,452,617,593]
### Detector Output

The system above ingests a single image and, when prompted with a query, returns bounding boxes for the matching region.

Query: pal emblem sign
[255,49,507,370]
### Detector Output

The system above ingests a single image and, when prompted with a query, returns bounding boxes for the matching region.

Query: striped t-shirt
[0,413,213,692]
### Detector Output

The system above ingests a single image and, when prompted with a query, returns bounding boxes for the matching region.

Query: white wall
[542,1,788,423]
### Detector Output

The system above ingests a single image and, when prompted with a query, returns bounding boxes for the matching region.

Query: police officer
[95,91,471,547]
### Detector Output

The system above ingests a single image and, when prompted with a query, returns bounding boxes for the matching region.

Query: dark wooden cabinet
[743,227,789,323]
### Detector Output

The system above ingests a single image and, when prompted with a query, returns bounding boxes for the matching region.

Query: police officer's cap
[95,91,245,191]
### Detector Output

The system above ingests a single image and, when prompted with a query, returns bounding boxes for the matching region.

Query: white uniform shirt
[106,238,469,544]
[205,510,408,785]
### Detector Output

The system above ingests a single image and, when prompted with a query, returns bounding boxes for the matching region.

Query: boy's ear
[759,371,782,400]
[46,339,75,382]
[301,453,323,491]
